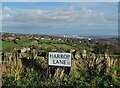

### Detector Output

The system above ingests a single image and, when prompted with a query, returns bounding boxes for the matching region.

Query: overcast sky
[1,2,118,36]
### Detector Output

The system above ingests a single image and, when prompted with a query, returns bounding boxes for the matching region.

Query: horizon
[1,2,118,36]
[1,32,118,38]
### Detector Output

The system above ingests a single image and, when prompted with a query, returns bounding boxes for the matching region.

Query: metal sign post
[48,52,72,78]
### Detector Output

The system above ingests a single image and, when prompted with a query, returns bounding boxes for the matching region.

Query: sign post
[48,52,72,78]
[48,52,72,67]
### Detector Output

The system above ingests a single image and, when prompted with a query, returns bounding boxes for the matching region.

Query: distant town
[1,32,118,42]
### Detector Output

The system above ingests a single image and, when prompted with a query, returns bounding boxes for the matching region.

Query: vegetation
[1,33,120,87]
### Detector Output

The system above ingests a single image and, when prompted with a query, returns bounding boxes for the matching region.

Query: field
[1,33,120,87]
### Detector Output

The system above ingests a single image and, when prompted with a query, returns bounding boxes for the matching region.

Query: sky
[1,2,118,36]
[1,0,119,2]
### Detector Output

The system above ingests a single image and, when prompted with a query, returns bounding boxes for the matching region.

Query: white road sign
[48,52,72,67]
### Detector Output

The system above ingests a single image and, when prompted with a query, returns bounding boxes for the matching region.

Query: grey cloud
[2,6,107,24]
[2,5,117,36]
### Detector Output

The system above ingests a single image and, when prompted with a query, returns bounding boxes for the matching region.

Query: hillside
[1,33,120,87]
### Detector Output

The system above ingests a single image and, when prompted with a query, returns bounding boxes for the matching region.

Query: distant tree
[93,43,108,54]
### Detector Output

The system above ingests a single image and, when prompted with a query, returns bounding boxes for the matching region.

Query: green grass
[0,38,29,49]
[38,43,73,50]
[80,44,88,50]
[51,44,73,50]
[39,39,51,43]
[15,38,29,46]
[0,41,20,49]
[39,43,54,49]
[1,39,74,50]
[39,39,64,44]
[0,38,89,52]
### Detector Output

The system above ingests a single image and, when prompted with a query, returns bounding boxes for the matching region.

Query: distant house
[88,38,91,41]
[7,37,15,40]
[41,38,45,40]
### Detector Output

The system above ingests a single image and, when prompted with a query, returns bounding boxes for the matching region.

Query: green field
[1,33,120,87]
[0,41,20,49]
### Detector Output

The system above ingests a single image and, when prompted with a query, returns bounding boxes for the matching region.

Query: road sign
[48,52,72,67]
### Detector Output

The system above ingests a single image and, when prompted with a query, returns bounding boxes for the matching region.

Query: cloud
[2,5,118,35]
[3,6,11,12]
[2,6,106,23]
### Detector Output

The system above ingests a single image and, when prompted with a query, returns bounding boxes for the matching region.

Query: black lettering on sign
[59,60,66,64]
[53,60,66,65]
[53,60,56,64]
[50,54,70,59]
[50,54,53,58]
[56,60,59,64]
